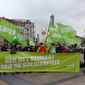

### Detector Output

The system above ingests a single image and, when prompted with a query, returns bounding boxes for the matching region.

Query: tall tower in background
[50,14,54,25]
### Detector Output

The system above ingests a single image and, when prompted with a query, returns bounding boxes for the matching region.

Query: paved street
[0,54,85,85]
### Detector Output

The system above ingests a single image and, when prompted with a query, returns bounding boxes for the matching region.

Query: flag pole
[45,22,50,45]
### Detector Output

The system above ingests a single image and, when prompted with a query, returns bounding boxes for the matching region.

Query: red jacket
[62,49,67,53]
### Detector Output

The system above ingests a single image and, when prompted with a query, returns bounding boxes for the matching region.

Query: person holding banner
[33,43,38,52]
[23,42,33,74]
[0,42,7,75]
[54,44,58,53]
[57,43,62,53]
[23,42,33,52]
[10,44,20,54]
[69,44,74,53]
[72,44,77,53]
[50,43,56,53]
[0,42,7,51]
[80,41,85,71]
[5,45,10,52]
[20,46,24,52]
[80,40,85,63]
[37,43,48,53]
[62,45,67,53]
[10,43,21,75]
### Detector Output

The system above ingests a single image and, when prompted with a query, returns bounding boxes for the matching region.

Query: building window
[23,29,24,32]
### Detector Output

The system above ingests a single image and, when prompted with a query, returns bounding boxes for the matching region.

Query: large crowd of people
[0,41,84,75]
[0,42,79,54]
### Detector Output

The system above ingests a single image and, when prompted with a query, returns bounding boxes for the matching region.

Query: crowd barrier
[0,52,80,72]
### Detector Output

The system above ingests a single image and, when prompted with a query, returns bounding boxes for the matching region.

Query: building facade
[0,17,35,40]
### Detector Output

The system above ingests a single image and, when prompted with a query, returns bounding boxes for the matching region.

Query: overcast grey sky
[0,0,85,37]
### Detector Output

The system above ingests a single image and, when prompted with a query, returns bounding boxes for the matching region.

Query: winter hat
[12,39,19,44]
[62,45,65,47]
[27,42,30,45]
[58,43,60,45]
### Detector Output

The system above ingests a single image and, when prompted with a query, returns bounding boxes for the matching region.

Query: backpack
[40,47,46,53]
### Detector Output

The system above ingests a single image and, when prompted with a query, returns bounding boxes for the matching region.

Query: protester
[5,45,10,51]
[73,44,77,53]
[10,44,20,54]
[37,43,48,73]
[23,42,33,52]
[10,43,21,75]
[66,46,70,53]
[69,44,74,53]
[54,44,58,53]
[62,45,67,53]
[57,43,62,53]
[30,46,34,52]
[37,42,48,53]
[10,44,14,50]
[80,41,85,63]
[33,43,38,52]
[23,42,33,74]
[50,43,56,53]
[0,42,7,51]
[20,46,24,52]
[0,42,7,75]
[80,41,85,72]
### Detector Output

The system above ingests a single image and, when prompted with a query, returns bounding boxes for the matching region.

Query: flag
[51,32,65,43]
[50,46,56,53]
[64,37,82,47]
[57,23,76,37]
[45,33,54,46]
[45,32,64,46]
[48,22,58,33]
[0,37,4,43]
[29,37,35,46]
[46,23,65,46]
[0,18,27,47]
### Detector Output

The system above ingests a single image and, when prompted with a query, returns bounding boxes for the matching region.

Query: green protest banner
[0,18,27,47]
[29,37,35,46]
[0,52,80,72]
[57,23,76,37]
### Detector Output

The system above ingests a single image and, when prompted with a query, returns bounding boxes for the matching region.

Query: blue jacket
[57,45,62,53]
